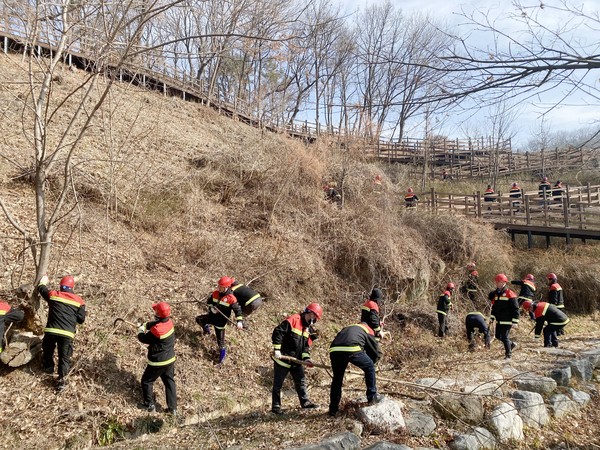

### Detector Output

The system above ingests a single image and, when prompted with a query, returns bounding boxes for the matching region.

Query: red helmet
[305,302,323,320]
[521,300,533,311]
[471,270,479,277]
[494,274,509,283]
[524,274,535,281]
[407,187,414,193]
[547,273,557,281]
[218,276,234,288]
[512,182,518,187]
[152,302,171,318]
[543,176,548,181]
[467,262,476,270]
[60,275,75,290]
[446,282,455,290]
[375,174,382,181]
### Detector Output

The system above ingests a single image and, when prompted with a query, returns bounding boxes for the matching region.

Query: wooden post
[563,197,569,228]
[525,196,531,225]
[476,191,482,218]
[587,182,591,205]
[579,204,584,230]
[430,187,436,212]
[528,231,533,249]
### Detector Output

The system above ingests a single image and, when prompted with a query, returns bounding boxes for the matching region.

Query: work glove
[304,359,315,368]
[236,321,243,329]
[273,350,282,359]
[138,324,146,334]
[209,306,218,314]
[39,274,49,286]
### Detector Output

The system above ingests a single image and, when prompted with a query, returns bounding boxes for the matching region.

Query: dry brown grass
[0,51,599,449]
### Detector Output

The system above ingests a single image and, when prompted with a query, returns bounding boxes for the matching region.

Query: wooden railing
[1,20,597,180]
[422,184,600,231]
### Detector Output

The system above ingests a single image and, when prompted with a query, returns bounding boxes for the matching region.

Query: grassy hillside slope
[1,52,599,449]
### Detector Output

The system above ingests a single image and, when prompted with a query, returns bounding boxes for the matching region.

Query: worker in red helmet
[137,302,177,414]
[271,303,322,415]
[465,311,491,352]
[483,184,496,203]
[436,283,455,337]
[552,180,564,203]
[461,265,479,302]
[404,188,419,208]
[0,300,25,354]
[328,322,383,416]
[546,273,564,309]
[510,274,536,305]
[509,182,522,210]
[521,300,569,348]
[361,288,383,339]
[195,276,243,365]
[488,274,520,359]
[37,274,86,391]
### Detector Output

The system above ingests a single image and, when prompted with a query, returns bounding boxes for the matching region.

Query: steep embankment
[0,51,599,449]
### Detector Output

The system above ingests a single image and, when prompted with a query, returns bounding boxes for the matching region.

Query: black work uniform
[38,285,86,380]
[196,290,243,349]
[230,282,264,316]
[489,287,519,357]
[271,313,312,411]
[0,302,25,353]
[329,323,381,415]
[509,186,522,207]
[465,312,490,350]
[436,290,452,337]
[548,282,565,309]
[404,193,419,207]
[511,279,536,305]
[530,302,570,347]
[360,299,381,336]
[138,318,177,411]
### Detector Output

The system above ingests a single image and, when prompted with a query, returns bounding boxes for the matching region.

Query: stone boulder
[415,377,456,390]
[286,432,361,450]
[363,442,412,450]
[0,331,43,367]
[449,427,496,450]
[566,388,591,406]
[513,375,557,395]
[580,347,600,368]
[433,394,484,425]
[357,397,405,433]
[488,402,524,442]
[548,367,571,387]
[462,382,503,397]
[568,359,593,382]
[404,409,436,437]
[548,394,579,418]
[511,390,550,428]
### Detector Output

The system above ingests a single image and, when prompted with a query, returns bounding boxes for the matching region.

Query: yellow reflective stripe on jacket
[301,352,310,359]
[467,312,484,317]
[549,318,570,326]
[542,303,550,315]
[0,311,6,316]
[556,305,565,308]
[354,324,371,334]
[147,356,176,366]
[273,344,282,350]
[436,310,447,315]
[50,295,82,308]
[361,306,371,311]
[219,300,232,307]
[44,328,75,338]
[291,327,309,338]
[245,293,260,305]
[160,328,174,339]
[497,321,515,325]
[330,345,361,353]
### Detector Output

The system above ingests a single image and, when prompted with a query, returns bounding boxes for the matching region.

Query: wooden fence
[1,20,597,181]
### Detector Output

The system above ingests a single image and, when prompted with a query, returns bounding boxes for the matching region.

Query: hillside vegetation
[1,52,600,449]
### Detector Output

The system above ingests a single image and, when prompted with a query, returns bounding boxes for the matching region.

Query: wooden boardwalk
[0,23,597,180]
[420,184,600,246]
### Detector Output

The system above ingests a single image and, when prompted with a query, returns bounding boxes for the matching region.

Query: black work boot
[271,406,284,415]
[301,400,318,409]
[137,402,156,412]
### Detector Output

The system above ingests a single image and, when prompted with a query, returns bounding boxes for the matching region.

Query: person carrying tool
[230,278,264,320]
[37,274,86,391]
[461,265,479,302]
[538,176,552,204]
[436,283,454,337]
[546,273,565,309]
[360,288,383,338]
[137,302,177,414]
[521,300,570,348]
[0,301,25,353]
[195,276,243,365]
[488,274,520,359]
[404,188,419,208]
[511,274,536,305]
[328,322,383,417]
[465,311,491,352]
[271,303,322,415]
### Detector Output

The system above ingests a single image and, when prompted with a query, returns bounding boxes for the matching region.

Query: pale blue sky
[330,0,600,148]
